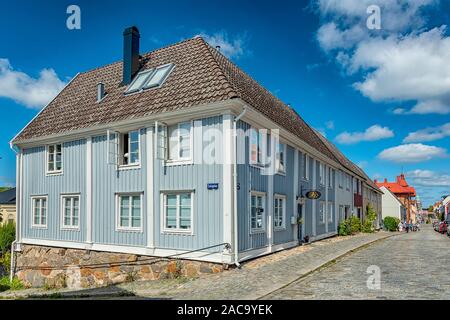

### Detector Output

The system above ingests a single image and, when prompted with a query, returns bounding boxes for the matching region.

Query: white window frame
[274,194,286,231]
[118,130,141,169]
[338,171,343,189]
[328,201,334,223]
[31,196,48,229]
[116,193,144,232]
[143,63,175,90]
[250,191,266,233]
[166,121,194,165]
[46,144,63,175]
[319,201,326,224]
[124,64,175,94]
[60,194,81,230]
[275,142,287,175]
[302,153,309,181]
[328,167,334,189]
[346,174,351,191]
[319,162,325,186]
[249,127,267,167]
[161,191,194,234]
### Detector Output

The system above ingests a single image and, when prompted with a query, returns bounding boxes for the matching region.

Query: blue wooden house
[11,27,377,270]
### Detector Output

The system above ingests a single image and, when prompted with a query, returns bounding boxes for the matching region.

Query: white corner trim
[86,137,93,243]
[222,114,234,250]
[146,127,154,248]
[293,150,299,242]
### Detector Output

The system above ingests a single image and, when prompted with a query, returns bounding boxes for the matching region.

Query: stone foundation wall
[14,245,225,289]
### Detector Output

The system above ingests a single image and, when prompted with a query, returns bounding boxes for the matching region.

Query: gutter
[232,107,247,268]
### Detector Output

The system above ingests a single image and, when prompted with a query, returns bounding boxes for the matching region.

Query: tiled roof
[314,130,382,192]
[0,188,16,205]
[13,37,337,162]
[376,175,416,196]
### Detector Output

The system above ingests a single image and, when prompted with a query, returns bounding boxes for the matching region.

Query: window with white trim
[328,167,334,188]
[119,130,140,166]
[346,174,351,191]
[47,144,62,173]
[168,122,192,162]
[274,195,286,230]
[302,153,309,180]
[319,162,325,186]
[328,202,334,223]
[32,196,47,227]
[125,64,174,94]
[163,192,193,232]
[117,194,142,231]
[338,171,343,188]
[250,128,266,166]
[250,193,265,232]
[275,142,286,174]
[319,201,325,224]
[61,195,80,229]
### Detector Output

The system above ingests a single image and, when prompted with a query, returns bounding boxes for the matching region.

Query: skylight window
[126,69,154,93]
[143,64,173,89]
[125,64,174,94]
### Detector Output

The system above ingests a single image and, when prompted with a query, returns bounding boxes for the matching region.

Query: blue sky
[0,0,449,205]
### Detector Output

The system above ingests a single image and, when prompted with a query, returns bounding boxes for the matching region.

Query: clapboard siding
[154,116,223,252]
[22,140,87,242]
[91,129,147,247]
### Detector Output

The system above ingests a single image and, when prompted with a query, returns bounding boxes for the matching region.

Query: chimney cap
[123,26,140,36]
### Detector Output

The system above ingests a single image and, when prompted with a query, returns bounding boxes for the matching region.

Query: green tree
[428,205,434,212]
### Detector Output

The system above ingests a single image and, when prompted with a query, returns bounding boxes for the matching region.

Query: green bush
[338,216,362,236]
[0,276,24,292]
[362,204,377,233]
[338,219,351,236]
[0,251,11,275]
[0,222,15,255]
[383,217,400,232]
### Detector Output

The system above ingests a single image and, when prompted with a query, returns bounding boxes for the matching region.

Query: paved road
[264,224,450,300]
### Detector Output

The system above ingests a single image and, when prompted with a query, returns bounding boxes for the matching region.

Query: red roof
[375,174,416,197]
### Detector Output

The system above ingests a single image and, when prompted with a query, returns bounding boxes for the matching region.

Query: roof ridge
[197,38,240,99]
[205,42,339,163]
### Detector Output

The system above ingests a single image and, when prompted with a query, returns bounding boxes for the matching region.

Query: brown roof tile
[14,36,336,163]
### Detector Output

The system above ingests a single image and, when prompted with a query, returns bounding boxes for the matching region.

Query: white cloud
[0,58,66,109]
[406,169,450,187]
[403,122,450,143]
[197,31,248,59]
[378,143,448,163]
[335,124,394,144]
[325,120,335,130]
[314,1,450,115]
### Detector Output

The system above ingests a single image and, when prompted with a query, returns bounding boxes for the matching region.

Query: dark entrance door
[297,203,303,243]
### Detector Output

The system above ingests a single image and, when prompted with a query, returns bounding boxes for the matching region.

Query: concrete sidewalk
[0,231,397,300]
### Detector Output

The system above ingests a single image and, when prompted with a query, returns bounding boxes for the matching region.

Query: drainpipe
[233,107,247,268]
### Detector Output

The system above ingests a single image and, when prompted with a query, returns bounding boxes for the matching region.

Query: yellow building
[0,188,16,225]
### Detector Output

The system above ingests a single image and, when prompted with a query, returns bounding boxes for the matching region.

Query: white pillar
[86,137,93,244]
[293,150,299,242]
[223,114,234,254]
[146,127,155,248]
[312,159,317,236]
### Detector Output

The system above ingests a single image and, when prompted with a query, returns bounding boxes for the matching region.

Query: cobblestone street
[264,224,450,300]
